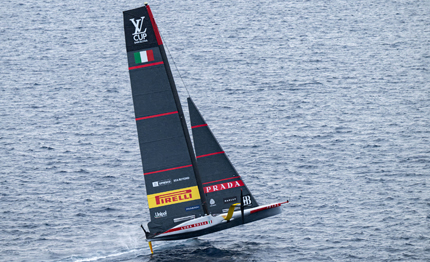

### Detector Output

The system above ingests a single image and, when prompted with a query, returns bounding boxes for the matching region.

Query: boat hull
[148,202,286,241]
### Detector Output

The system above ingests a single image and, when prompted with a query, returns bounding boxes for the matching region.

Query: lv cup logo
[130,17,147,44]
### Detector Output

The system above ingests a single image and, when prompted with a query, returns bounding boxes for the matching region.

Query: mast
[141,4,210,215]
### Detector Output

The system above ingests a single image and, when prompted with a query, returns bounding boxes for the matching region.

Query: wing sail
[124,5,206,234]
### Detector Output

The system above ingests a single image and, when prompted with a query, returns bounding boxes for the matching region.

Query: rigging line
[160,32,191,98]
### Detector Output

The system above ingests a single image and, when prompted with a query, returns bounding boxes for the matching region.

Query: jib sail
[188,97,259,214]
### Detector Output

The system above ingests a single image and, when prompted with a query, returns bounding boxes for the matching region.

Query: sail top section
[123,4,162,53]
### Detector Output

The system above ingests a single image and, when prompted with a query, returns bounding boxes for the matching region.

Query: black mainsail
[188,98,258,214]
[122,4,287,247]
[123,5,209,236]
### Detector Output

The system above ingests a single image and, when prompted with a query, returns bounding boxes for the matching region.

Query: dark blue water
[1,0,429,261]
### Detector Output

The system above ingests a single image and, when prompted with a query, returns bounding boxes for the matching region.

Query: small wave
[70,248,144,262]
[101,207,117,212]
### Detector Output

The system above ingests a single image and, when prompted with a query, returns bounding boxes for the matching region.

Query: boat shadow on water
[144,239,257,262]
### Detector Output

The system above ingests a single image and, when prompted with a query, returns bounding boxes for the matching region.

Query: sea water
[1,0,429,261]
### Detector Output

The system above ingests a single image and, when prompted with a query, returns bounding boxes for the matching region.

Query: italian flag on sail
[134,50,154,64]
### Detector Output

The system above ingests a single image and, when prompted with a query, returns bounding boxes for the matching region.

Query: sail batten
[191,124,208,129]
[196,151,225,158]
[135,111,178,121]
[129,61,164,70]
[202,176,241,185]
[144,164,193,176]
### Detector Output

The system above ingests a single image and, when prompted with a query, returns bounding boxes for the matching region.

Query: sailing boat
[123,4,288,250]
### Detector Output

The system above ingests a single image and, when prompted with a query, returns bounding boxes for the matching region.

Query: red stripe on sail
[196,151,224,158]
[144,164,192,175]
[129,61,164,70]
[191,124,208,129]
[203,176,241,185]
[146,4,163,45]
[135,111,178,121]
